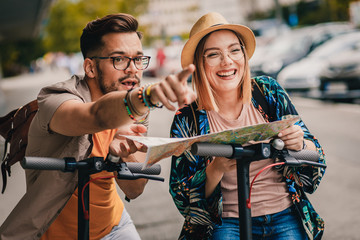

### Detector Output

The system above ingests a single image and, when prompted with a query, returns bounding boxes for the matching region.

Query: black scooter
[190,139,326,240]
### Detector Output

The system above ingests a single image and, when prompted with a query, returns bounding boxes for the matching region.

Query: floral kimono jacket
[169,76,326,240]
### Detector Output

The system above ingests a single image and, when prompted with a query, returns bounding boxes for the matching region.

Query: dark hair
[80,13,142,59]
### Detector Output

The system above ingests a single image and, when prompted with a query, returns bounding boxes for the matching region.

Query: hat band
[210,23,225,28]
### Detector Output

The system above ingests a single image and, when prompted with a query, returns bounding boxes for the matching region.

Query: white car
[277,31,360,92]
[251,22,354,79]
[318,45,360,101]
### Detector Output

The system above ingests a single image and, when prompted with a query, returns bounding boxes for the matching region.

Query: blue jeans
[100,208,141,240]
[211,206,308,240]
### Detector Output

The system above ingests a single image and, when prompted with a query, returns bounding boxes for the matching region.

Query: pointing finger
[176,64,195,83]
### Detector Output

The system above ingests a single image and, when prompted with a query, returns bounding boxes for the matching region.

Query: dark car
[318,43,360,102]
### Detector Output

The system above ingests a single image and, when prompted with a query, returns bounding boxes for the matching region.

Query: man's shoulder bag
[0,99,38,193]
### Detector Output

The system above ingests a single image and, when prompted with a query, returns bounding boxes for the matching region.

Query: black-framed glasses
[89,56,151,70]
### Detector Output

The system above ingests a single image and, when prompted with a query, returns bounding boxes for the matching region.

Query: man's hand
[150,64,197,111]
[109,124,148,158]
[112,124,149,199]
[278,125,304,151]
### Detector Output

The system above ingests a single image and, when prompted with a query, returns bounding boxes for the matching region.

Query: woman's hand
[205,157,236,198]
[109,124,148,159]
[278,124,304,151]
[209,157,237,175]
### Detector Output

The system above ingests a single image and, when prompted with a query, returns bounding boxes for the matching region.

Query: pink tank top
[207,103,292,217]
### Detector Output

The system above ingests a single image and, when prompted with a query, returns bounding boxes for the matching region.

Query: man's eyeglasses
[203,46,244,66]
[89,56,151,71]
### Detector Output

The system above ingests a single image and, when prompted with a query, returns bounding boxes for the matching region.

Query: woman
[169,12,326,240]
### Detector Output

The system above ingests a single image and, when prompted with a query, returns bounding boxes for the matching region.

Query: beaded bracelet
[124,97,136,121]
[137,85,146,106]
[124,89,148,122]
[137,84,155,109]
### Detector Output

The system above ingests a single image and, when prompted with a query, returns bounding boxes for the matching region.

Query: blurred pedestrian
[156,47,166,77]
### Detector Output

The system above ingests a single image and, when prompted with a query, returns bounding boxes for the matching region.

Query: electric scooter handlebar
[191,141,326,168]
[21,156,161,175]
[281,149,326,168]
[126,162,161,175]
[191,143,234,158]
[22,157,68,171]
[286,149,320,162]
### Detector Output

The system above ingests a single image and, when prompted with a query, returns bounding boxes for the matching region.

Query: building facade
[140,0,299,38]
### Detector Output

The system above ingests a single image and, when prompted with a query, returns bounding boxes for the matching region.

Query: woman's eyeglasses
[203,46,244,66]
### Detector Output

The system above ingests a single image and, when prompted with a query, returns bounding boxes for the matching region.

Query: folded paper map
[122,116,300,167]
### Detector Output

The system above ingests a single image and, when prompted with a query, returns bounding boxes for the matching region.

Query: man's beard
[96,64,141,94]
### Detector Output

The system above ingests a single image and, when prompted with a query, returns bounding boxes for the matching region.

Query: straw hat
[181,12,256,68]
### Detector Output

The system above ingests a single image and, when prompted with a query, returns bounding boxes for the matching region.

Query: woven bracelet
[126,88,142,116]
[142,84,152,109]
[145,84,163,108]
[125,89,148,122]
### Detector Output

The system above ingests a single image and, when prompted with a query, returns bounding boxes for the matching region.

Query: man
[0,13,196,240]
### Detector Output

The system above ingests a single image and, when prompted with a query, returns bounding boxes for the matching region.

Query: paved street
[1,70,360,239]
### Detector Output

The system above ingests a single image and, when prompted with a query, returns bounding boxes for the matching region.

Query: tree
[43,0,149,53]
[291,0,353,26]
[0,39,45,77]
[0,0,149,77]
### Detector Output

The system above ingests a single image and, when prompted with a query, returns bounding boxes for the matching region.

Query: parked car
[250,22,355,79]
[250,28,312,78]
[318,43,360,101]
[249,18,290,46]
[277,31,360,92]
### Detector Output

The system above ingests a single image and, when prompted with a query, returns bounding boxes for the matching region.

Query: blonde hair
[192,30,252,112]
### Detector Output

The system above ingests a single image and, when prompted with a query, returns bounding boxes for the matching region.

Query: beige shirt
[207,103,292,218]
[0,75,94,240]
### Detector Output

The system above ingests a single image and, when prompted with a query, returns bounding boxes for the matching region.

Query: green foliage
[43,0,149,53]
[0,0,149,77]
[291,0,352,26]
[0,39,45,77]
[249,0,353,26]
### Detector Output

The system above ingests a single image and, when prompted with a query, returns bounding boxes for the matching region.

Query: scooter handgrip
[126,162,161,175]
[191,143,233,158]
[22,157,66,171]
[287,149,320,162]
